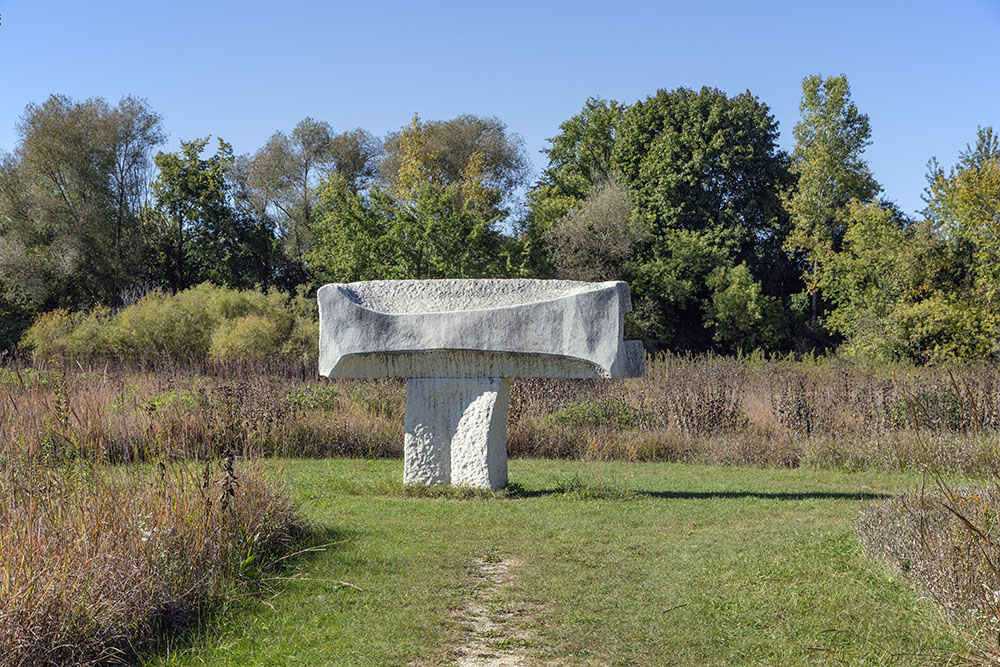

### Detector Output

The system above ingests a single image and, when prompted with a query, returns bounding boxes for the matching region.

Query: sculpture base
[404,378,510,489]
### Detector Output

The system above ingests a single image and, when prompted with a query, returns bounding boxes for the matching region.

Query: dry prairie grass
[0,360,305,666]
[6,353,1000,472]
[0,456,301,666]
[509,354,1000,473]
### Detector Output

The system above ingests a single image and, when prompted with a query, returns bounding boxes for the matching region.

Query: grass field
[149,458,963,666]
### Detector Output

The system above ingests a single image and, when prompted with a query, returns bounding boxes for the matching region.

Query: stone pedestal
[404,378,510,489]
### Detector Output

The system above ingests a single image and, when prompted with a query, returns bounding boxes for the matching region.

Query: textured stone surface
[317,278,645,488]
[318,279,643,379]
[404,378,509,489]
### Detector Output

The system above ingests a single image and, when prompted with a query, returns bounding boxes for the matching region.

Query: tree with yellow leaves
[308,114,529,281]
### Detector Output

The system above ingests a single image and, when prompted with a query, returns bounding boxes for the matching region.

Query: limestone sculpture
[318,279,644,489]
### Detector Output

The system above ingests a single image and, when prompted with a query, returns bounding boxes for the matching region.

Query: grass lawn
[149,458,962,666]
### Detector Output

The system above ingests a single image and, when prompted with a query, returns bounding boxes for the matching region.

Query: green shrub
[547,400,650,430]
[20,283,318,364]
[285,385,342,412]
[51,307,115,358]
[281,313,319,360]
[20,309,75,359]
[210,313,291,362]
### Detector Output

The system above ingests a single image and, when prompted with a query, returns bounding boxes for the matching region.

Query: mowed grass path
[153,459,961,666]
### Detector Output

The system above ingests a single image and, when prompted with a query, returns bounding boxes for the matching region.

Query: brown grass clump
[0,453,302,666]
[0,359,306,666]
[857,481,1000,662]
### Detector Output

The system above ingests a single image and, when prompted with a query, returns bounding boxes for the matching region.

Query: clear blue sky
[1,0,998,217]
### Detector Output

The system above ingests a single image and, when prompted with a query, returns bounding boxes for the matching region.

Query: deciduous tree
[309,114,527,282]
[380,114,528,211]
[612,87,794,350]
[152,138,274,291]
[0,94,164,309]
[783,74,881,321]
[243,118,333,281]
[522,97,624,275]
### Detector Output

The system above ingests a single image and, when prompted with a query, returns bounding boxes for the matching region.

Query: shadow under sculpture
[318,279,644,489]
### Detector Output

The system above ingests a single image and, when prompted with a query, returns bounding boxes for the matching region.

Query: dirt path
[452,554,536,667]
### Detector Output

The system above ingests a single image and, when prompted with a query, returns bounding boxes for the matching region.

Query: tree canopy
[783,75,881,322]
[307,114,528,283]
[0,94,164,310]
[1,86,998,362]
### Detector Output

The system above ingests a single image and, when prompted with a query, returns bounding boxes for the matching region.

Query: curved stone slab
[318,279,644,379]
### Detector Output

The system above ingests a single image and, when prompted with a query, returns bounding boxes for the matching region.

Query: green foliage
[19,310,77,359]
[152,138,276,292]
[547,400,649,430]
[819,128,1000,364]
[0,294,34,351]
[925,126,1000,339]
[628,228,728,348]
[784,75,881,314]
[883,294,993,364]
[308,114,526,282]
[19,283,317,363]
[380,114,528,209]
[0,94,164,310]
[818,201,922,361]
[613,88,790,248]
[7,86,1000,366]
[816,201,987,363]
[210,313,291,362]
[704,262,786,353]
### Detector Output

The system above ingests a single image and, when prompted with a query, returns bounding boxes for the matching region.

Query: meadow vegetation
[4,351,1000,662]
[0,361,306,666]
[144,459,966,666]
[9,350,1000,472]
[19,283,317,364]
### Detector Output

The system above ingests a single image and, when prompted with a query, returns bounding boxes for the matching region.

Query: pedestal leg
[404,378,510,489]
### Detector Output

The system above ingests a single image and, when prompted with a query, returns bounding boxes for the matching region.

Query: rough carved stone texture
[318,279,644,489]
[404,378,509,488]
[318,279,644,379]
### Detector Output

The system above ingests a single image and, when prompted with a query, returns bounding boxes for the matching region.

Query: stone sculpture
[318,279,644,489]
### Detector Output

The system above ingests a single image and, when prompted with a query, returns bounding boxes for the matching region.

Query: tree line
[0,76,996,363]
